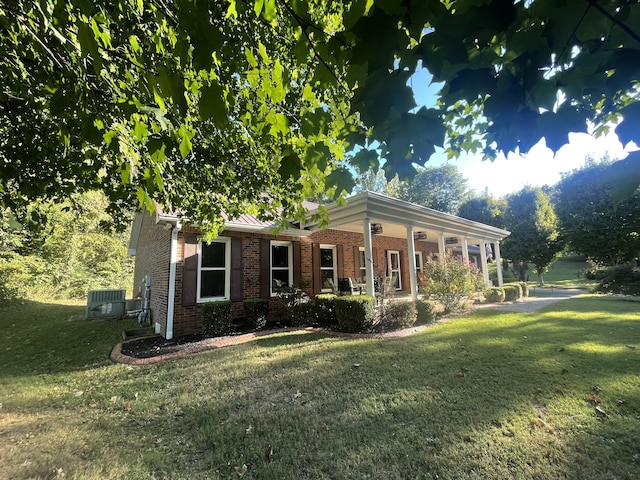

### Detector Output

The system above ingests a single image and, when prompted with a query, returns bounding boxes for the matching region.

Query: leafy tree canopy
[3,0,640,235]
[501,186,565,285]
[555,159,640,265]
[401,164,469,214]
[457,195,507,228]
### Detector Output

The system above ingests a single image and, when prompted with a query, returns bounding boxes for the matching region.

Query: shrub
[484,287,505,303]
[505,283,523,299]
[518,281,529,298]
[416,299,437,324]
[503,285,521,301]
[201,300,232,337]
[243,298,269,330]
[594,264,640,296]
[421,254,486,314]
[379,301,417,331]
[314,294,337,328]
[334,295,376,333]
[274,281,313,326]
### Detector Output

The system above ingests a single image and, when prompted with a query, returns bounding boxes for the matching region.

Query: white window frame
[387,250,402,291]
[197,237,231,302]
[415,251,424,273]
[271,240,293,297]
[319,244,337,293]
[358,247,367,279]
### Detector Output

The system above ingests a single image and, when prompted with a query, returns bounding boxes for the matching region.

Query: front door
[387,250,402,290]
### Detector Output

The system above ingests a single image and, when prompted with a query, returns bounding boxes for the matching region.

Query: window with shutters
[271,240,292,296]
[319,244,337,292]
[198,238,231,302]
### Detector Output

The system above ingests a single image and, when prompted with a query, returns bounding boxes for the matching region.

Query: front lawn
[1,296,639,479]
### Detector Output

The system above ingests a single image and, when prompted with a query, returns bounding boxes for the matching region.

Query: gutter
[157,215,182,340]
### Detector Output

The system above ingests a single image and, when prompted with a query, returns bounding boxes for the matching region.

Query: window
[415,251,423,273]
[387,250,402,290]
[271,241,292,295]
[198,238,231,301]
[320,245,336,292]
[359,248,367,279]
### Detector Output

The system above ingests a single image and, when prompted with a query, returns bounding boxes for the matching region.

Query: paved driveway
[479,288,588,313]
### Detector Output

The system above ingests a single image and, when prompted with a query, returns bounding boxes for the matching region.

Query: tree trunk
[537,272,545,286]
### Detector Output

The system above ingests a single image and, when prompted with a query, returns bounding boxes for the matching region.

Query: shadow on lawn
[0,299,138,377]
[169,297,640,478]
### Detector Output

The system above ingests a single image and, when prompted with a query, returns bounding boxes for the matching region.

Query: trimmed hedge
[594,264,640,296]
[416,299,437,323]
[484,287,505,303]
[201,300,232,337]
[243,298,269,329]
[503,285,521,302]
[518,282,529,298]
[334,295,376,333]
[314,294,337,327]
[380,301,417,330]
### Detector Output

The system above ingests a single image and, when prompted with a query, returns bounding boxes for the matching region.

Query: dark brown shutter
[312,243,321,294]
[260,238,271,298]
[230,237,243,301]
[336,244,344,278]
[293,241,302,286]
[353,246,361,276]
[182,236,199,306]
[372,247,378,277]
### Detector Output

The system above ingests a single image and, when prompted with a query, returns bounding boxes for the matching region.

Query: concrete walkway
[478,287,588,313]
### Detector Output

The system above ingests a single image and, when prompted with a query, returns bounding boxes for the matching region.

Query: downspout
[166,221,182,340]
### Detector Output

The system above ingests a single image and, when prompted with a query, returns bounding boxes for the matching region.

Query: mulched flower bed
[120,333,208,359]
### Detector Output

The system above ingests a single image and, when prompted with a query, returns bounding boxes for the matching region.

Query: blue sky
[408,69,630,198]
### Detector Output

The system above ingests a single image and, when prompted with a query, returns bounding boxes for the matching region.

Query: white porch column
[437,232,446,263]
[494,241,504,286]
[363,217,375,296]
[461,237,470,265]
[479,241,490,285]
[406,226,418,301]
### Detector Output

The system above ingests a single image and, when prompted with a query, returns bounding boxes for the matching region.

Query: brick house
[128,191,510,339]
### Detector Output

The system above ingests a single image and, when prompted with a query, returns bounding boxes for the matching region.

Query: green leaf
[350,148,380,172]
[325,167,355,195]
[278,154,302,180]
[254,0,265,16]
[199,81,228,122]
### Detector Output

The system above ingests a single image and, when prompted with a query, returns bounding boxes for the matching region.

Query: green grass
[489,255,596,289]
[1,295,639,479]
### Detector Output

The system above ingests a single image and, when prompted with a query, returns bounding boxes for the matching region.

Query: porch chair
[338,277,361,295]
[383,274,398,298]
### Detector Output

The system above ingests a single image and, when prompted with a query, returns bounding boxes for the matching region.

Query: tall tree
[501,187,565,285]
[457,195,507,228]
[555,159,640,265]
[402,164,469,214]
[3,1,640,234]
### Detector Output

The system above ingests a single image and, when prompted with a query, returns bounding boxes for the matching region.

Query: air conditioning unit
[86,289,127,320]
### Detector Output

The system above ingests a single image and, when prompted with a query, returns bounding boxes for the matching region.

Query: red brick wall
[135,222,440,338]
[132,213,171,337]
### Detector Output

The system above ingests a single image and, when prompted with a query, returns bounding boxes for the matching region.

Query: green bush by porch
[334,295,376,333]
[243,298,269,330]
[201,300,232,336]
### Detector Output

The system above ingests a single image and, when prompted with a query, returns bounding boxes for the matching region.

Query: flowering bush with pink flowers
[421,254,485,313]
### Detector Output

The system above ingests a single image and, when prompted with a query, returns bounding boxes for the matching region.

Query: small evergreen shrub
[518,282,529,298]
[594,264,640,296]
[243,298,269,329]
[484,287,505,303]
[505,283,523,299]
[379,301,417,331]
[314,294,337,327]
[503,285,521,301]
[416,299,437,323]
[334,295,376,333]
[201,300,232,337]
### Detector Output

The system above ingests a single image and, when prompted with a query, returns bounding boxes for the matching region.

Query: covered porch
[306,191,510,301]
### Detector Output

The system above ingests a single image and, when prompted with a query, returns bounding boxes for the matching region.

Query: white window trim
[387,250,402,291]
[320,244,337,293]
[197,237,231,302]
[271,240,293,297]
[358,247,367,279]
[415,251,424,273]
